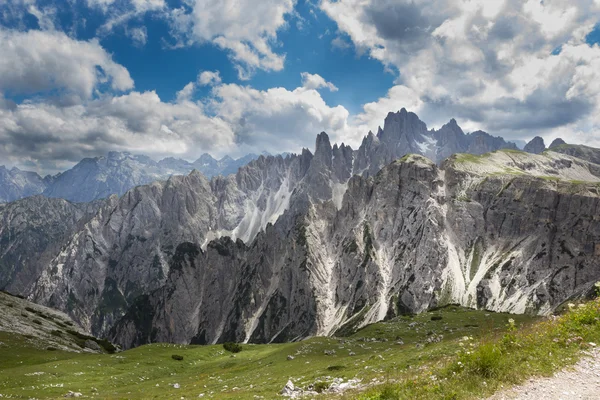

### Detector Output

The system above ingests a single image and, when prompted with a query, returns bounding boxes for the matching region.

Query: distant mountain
[0,152,264,203]
[0,166,51,203]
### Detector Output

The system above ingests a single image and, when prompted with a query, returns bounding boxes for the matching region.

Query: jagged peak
[316,131,331,145]
[441,118,463,133]
[550,138,567,148]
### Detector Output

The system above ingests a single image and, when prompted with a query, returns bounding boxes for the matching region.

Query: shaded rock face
[1,109,600,350]
[549,138,567,148]
[111,153,600,349]
[524,137,546,154]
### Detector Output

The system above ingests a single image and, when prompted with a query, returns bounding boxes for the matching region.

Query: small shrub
[431,315,443,321]
[46,346,57,351]
[21,312,28,318]
[378,385,401,399]
[327,365,345,371]
[50,330,62,337]
[32,319,42,325]
[313,381,329,393]
[7,303,14,308]
[463,343,503,378]
[171,354,184,361]
[223,342,242,353]
[25,307,35,312]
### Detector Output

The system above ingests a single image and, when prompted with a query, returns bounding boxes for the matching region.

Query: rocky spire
[524,136,546,154]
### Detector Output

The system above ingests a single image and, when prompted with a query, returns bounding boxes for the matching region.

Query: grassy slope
[0,306,535,399]
[354,298,600,400]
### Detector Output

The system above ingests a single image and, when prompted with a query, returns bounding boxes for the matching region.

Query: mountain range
[0,152,268,203]
[1,108,599,350]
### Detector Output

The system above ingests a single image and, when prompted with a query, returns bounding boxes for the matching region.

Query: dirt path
[488,348,600,400]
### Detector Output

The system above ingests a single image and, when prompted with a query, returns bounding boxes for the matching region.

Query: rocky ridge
[1,109,598,350]
[0,151,265,203]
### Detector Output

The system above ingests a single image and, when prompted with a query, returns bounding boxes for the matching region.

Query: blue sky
[1,0,600,174]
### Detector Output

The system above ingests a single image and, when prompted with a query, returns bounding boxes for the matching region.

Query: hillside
[0,304,536,399]
[1,298,600,399]
[0,291,115,354]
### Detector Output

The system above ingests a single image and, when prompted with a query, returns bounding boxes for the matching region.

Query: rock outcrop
[524,137,546,154]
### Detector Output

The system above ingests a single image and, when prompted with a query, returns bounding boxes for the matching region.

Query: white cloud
[198,70,222,86]
[169,0,296,79]
[208,75,349,154]
[96,0,165,37]
[27,4,57,30]
[127,26,148,46]
[300,72,338,92]
[320,0,600,142]
[0,73,352,174]
[176,82,195,103]
[0,28,134,99]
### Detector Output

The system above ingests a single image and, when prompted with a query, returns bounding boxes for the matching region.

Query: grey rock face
[0,195,104,293]
[524,136,546,154]
[110,151,600,349]
[551,144,600,165]
[31,152,317,337]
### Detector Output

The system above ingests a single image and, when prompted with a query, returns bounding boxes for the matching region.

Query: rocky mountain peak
[314,132,333,169]
[550,138,567,148]
[380,108,428,144]
[524,136,546,154]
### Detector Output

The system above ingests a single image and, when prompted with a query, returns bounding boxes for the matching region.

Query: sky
[1,0,600,174]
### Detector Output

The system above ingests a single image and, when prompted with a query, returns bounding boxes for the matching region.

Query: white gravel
[488,348,600,400]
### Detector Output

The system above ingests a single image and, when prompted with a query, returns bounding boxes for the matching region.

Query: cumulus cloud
[168,0,296,79]
[300,72,338,92]
[0,74,351,174]
[208,77,349,153]
[198,70,222,86]
[0,28,134,99]
[321,0,600,143]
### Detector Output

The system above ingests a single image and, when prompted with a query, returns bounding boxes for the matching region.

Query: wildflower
[568,303,575,309]
[508,318,515,325]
